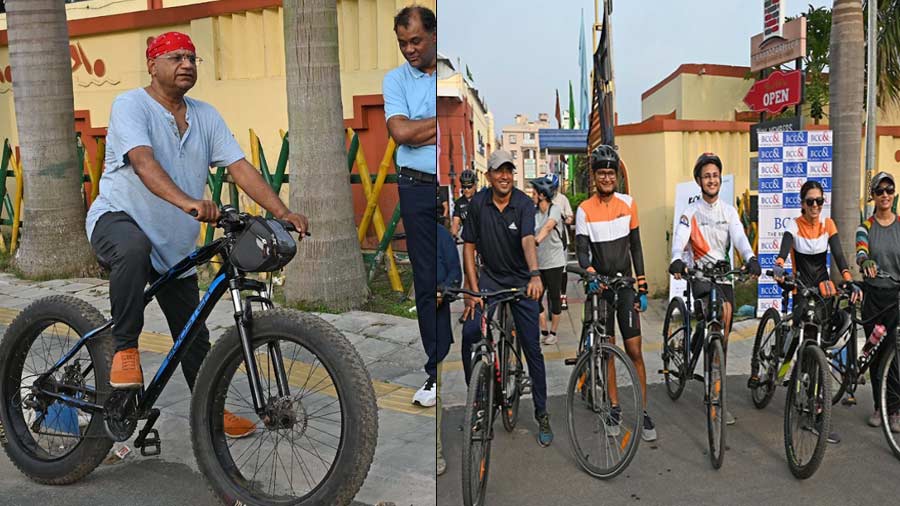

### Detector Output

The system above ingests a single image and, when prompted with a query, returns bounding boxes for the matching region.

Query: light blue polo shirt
[86,88,245,274]
[383,62,436,174]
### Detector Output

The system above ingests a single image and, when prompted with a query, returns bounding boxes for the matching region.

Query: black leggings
[539,266,564,316]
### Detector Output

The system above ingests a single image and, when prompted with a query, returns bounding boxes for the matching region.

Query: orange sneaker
[224,410,257,439]
[109,348,143,389]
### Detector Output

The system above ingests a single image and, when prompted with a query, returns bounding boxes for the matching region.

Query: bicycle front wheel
[784,344,831,479]
[706,336,726,469]
[499,336,522,432]
[879,345,900,460]
[462,358,494,506]
[662,297,689,400]
[566,342,642,479]
[190,309,378,506]
[750,308,780,409]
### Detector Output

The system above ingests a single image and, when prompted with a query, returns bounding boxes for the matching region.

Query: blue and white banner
[756,130,833,316]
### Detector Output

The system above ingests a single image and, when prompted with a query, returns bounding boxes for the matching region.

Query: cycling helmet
[459,169,476,186]
[870,171,895,195]
[693,152,723,180]
[590,145,620,172]
[529,178,555,200]
[544,173,560,191]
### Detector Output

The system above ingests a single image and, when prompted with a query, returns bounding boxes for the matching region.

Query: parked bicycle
[748,270,836,479]
[819,272,900,460]
[564,265,642,479]
[0,205,378,505]
[661,260,746,469]
[440,285,527,506]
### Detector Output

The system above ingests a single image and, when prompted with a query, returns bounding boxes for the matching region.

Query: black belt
[398,166,436,184]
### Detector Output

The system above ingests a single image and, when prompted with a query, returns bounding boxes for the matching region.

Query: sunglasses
[875,186,896,197]
[461,185,474,189]
[804,197,825,207]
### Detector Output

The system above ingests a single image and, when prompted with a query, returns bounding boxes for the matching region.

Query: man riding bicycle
[575,145,656,441]
[669,152,761,425]
[85,32,307,438]
[461,149,553,447]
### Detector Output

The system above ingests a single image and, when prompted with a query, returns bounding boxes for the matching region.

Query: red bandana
[146,32,196,60]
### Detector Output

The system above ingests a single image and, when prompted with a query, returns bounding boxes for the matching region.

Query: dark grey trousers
[90,211,211,390]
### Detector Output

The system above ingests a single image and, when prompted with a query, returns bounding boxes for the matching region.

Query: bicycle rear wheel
[706,336,726,469]
[662,297,689,400]
[878,344,900,460]
[566,342,642,479]
[750,308,780,409]
[784,344,830,479]
[499,306,522,432]
[462,358,494,506]
[190,309,378,506]
[0,296,114,485]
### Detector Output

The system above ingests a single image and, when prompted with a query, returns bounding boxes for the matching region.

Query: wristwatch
[529,270,541,277]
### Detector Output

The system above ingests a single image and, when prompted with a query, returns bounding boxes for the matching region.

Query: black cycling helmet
[693,152,723,180]
[459,169,476,186]
[529,178,555,200]
[590,145,620,172]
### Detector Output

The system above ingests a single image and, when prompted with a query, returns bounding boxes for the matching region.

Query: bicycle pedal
[841,396,857,406]
[564,358,577,366]
[658,369,669,375]
[135,428,161,457]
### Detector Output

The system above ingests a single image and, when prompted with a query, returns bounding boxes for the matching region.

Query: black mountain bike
[0,206,378,505]
[822,272,900,460]
[441,286,526,506]
[749,271,834,479]
[661,260,745,469]
[564,265,642,479]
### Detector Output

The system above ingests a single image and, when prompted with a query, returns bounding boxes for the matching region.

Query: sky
[440,0,832,131]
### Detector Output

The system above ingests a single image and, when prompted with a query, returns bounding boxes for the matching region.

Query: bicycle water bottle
[862,324,887,359]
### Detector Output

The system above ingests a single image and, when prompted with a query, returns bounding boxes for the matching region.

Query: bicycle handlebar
[567,264,636,290]
[190,206,310,236]
[438,286,527,303]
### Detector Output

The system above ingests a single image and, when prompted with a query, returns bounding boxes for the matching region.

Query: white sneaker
[412,377,437,407]
[541,332,558,345]
[868,410,883,428]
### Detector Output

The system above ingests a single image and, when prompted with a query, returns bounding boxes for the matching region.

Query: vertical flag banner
[756,130,833,316]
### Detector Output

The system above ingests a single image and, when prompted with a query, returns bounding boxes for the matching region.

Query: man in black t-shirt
[461,150,553,447]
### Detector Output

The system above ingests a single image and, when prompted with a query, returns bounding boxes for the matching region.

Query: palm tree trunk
[830,0,865,274]
[282,0,368,309]
[6,0,96,278]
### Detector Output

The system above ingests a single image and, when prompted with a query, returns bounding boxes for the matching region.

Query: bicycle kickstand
[134,408,162,457]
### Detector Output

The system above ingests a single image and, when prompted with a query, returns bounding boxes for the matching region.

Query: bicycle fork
[228,276,290,416]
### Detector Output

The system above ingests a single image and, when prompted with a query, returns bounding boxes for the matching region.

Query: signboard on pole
[756,130,833,316]
[751,17,807,72]
[764,0,785,42]
[743,69,803,114]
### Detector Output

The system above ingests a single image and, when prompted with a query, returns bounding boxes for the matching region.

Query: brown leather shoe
[224,410,257,439]
[109,348,143,389]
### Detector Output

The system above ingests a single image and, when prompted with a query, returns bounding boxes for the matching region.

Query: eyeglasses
[461,185,474,190]
[595,171,616,180]
[701,173,721,181]
[874,186,896,197]
[804,197,825,207]
[157,54,202,65]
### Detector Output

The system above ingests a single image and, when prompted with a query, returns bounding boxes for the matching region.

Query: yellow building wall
[641,75,682,120]
[0,0,434,169]
[680,73,753,121]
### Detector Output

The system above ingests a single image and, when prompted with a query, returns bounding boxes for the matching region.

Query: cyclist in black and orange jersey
[756,179,859,444]
[575,145,656,441]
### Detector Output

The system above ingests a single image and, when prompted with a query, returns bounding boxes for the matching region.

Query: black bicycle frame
[34,236,287,420]
[683,278,726,377]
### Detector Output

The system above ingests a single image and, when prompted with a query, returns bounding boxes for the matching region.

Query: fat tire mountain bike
[0,206,378,505]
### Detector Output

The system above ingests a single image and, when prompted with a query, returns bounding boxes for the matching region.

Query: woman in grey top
[531,179,567,345]
[857,171,900,431]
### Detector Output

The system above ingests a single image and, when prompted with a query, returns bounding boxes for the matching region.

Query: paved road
[438,376,898,506]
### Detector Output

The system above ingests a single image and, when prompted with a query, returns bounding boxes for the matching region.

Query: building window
[509,134,517,144]
[477,131,485,156]
[525,132,535,143]
[511,151,518,160]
